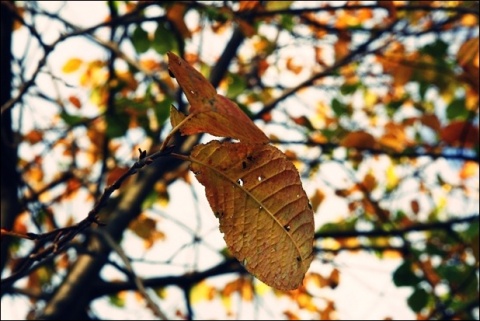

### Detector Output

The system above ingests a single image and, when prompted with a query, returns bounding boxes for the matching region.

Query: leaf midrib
[189,154,309,267]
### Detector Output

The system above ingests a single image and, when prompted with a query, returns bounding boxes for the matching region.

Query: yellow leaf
[386,164,399,190]
[190,141,315,291]
[62,58,83,73]
[460,14,479,27]
[190,281,216,304]
[265,1,293,10]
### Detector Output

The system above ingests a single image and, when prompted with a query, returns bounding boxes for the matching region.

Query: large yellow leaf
[167,52,269,144]
[190,141,314,290]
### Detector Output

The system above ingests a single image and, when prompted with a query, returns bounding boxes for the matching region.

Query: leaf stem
[158,112,194,152]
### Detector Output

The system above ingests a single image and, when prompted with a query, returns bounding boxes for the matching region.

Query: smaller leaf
[441,121,479,147]
[132,26,150,54]
[340,131,376,149]
[105,112,129,138]
[446,98,468,120]
[331,98,348,117]
[170,105,187,128]
[407,287,428,313]
[60,111,87,126]
[68,95,82,109]
[62,58,83,73]
[153,23,177,54]
[167,52,216,112]
[167,52,269,144]
[393,261,420,287]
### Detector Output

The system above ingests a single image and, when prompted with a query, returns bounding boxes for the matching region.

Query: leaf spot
[296,256,301,262]
[190,90,196,95]
[242,161,247,169]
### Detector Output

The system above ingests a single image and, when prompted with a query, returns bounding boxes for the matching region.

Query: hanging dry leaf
[189,140,314,290]
[167,52,269,144]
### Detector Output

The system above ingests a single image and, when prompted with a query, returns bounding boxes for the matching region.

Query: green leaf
[153,23,177,54]
[108,293,125,308]
[421,39,448,57]
[280,14,294,31]
[116,97,150,111]
[446,98,468,120]
[463,220,479,240]
[331,98,347,117]
[154,97,174,126]
[340,83,359,95]
[106,112,129,138]
[393,260,421,287]
[142,190,159,210]
[132,26,150,54]
[418,81,430,100]
[437,264,476,287]
[60,111,87,126]
[226,73,247,98]
[407,287,428,312]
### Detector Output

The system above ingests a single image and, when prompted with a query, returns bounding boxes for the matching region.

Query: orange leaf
[459,161,478,180]
[420,113,441,132]
[457,37,479,67]
[441,121,479,147]
[166,4,192,39]
[379,1,397,21]
[286,57,303,74]
[340,131,376,149]
[189,141,314,290]
[106,166,129,186]
[24,130,43,145]
[68,95,82,109]
[411,199,420,215]
[378,122,408,152]
[167,52,269,144]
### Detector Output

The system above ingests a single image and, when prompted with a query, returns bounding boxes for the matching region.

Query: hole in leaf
[296,256,301,262]
[237,178,244,186]
[242,258,248,266]
[284,225,291,232]
[296,194,300,198]
[190,90,196,95]
[242,161,247,169]
[257,176,263,182]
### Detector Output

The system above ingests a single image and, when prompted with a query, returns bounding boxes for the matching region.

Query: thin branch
[315,214,479,239]
[0,145,174,289]
[272,139,479,163]
[254,21,397,119]
[235,4,479,19]
[96,230,168,320]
